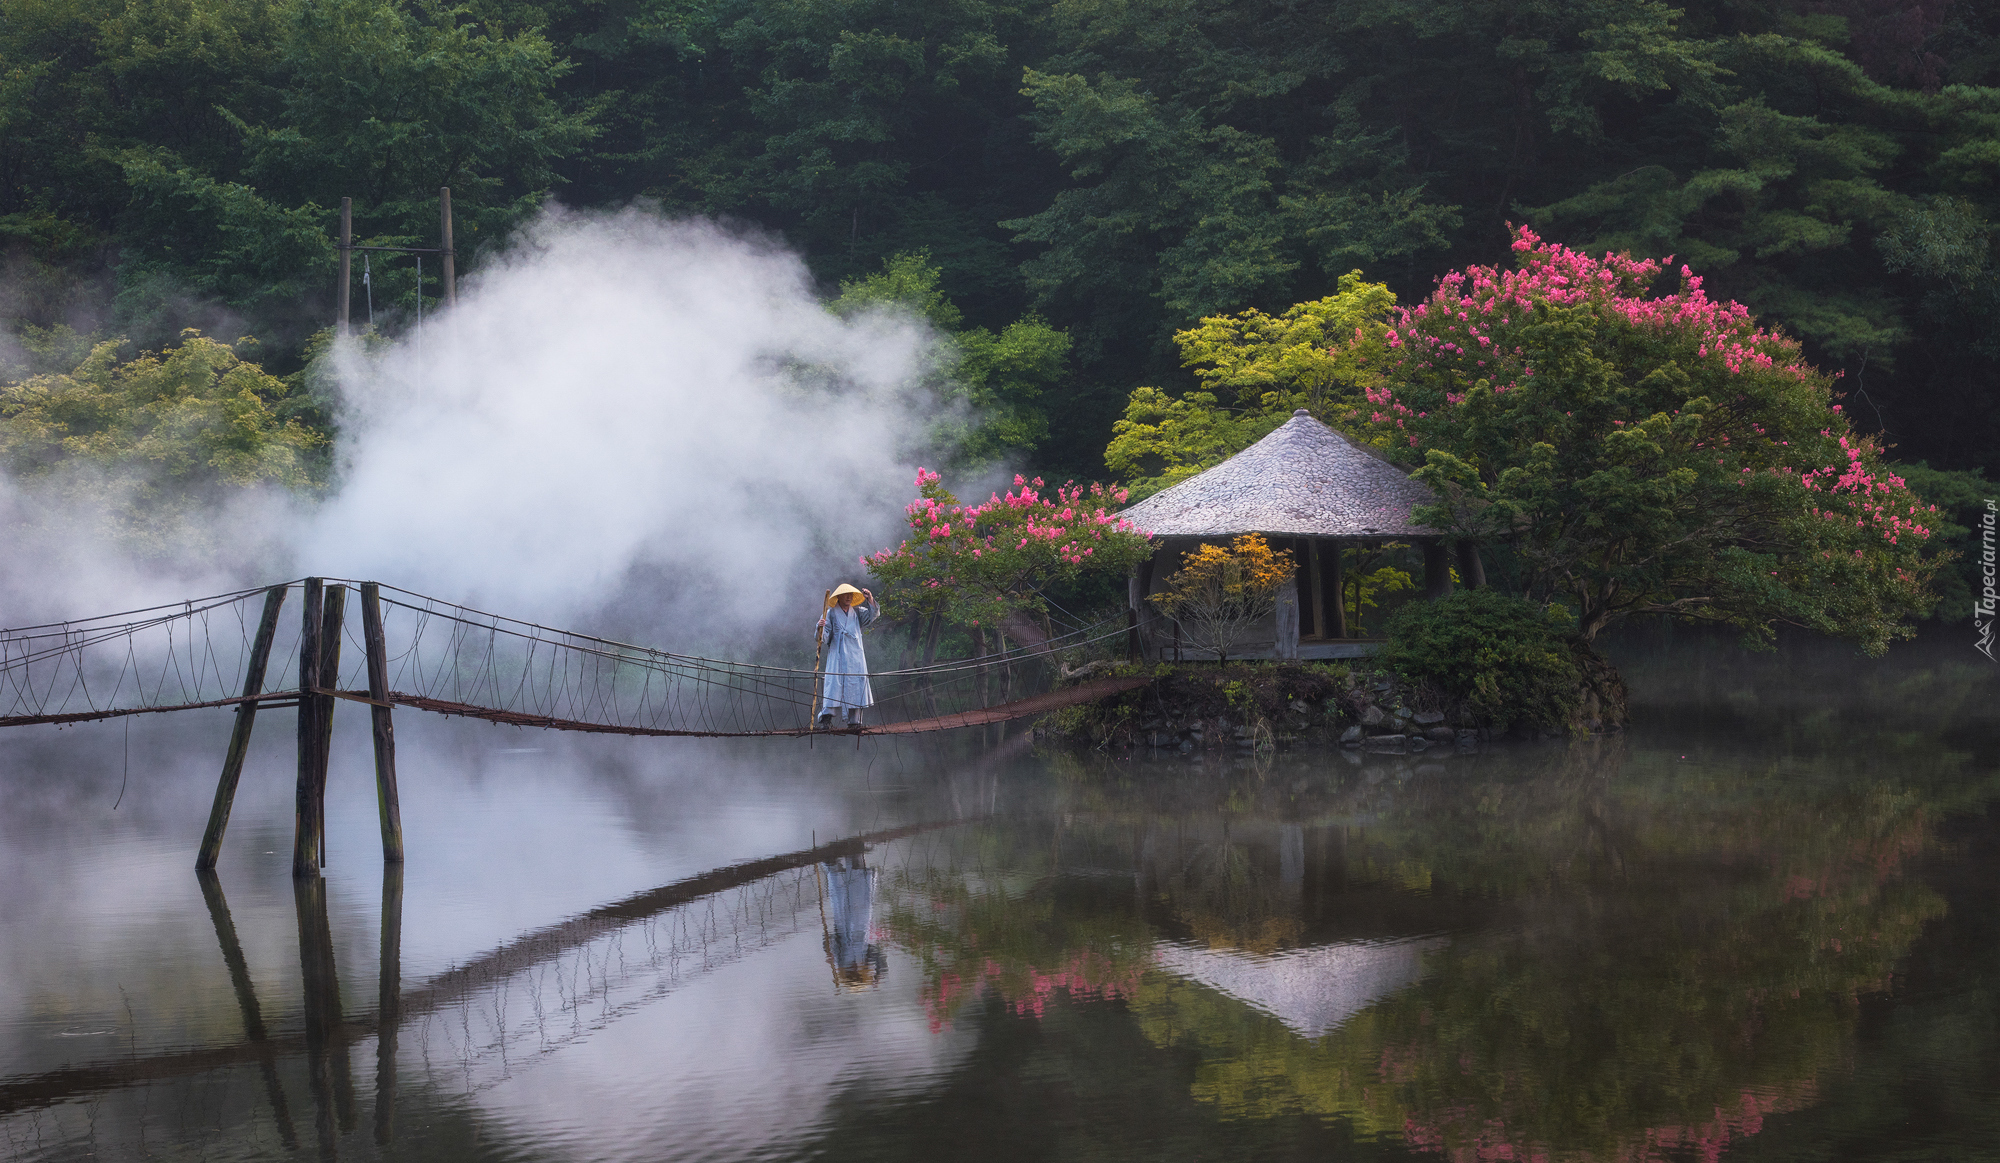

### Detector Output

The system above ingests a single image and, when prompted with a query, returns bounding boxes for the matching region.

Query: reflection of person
[816,583,878,729]
[820,855,886,990]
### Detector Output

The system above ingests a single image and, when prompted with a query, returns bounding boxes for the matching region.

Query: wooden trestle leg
[294,580,345,877]
[196,584,288,870]
[360,582,404,863]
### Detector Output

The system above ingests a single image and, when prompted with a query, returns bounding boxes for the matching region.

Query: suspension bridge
[0,578,1147,874]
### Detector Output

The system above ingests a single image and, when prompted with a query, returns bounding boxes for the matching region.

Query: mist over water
[309,208,946,644]
[2,206,947,647]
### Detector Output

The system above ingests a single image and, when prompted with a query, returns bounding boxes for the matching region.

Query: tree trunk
[1572,640,1628,730]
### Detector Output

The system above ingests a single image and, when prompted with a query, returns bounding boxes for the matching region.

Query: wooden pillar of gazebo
[1423,540,1453,601]
[1456,541,1486,589]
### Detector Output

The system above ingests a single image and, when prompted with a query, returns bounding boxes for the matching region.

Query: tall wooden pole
[360,582,403,863]
[294,580,344,876]
[294,578,324,877]
[315,585,346,869]
[337,198,352,334]
[197,584,288,869]
[439,187,456,309]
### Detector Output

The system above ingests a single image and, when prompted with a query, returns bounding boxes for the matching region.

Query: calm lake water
[2,628,1997,1162]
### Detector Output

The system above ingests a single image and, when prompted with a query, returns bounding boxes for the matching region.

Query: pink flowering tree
[1357,226,1941,651]
[865,469,1155,636]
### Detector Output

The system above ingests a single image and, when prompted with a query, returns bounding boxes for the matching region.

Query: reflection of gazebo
[1154,936,1445,1040]
[1121,409,1482,661]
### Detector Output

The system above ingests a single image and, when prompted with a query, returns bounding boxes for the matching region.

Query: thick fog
[0,206,946,650]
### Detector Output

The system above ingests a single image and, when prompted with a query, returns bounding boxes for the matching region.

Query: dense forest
[3,0,1998,484]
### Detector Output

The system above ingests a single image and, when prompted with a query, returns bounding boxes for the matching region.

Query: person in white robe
[816,583,878,728]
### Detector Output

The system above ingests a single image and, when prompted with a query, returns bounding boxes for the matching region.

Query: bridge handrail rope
[0,583,275,638]
[354,579,1122,681]
[2,577,1139,738]
[1,577,1154,871]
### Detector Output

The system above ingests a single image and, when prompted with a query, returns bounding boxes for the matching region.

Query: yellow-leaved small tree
[1149,534,1295,663]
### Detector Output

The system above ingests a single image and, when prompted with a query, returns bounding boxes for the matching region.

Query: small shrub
[1149,533,1296,662]
[1382,590,1581,731]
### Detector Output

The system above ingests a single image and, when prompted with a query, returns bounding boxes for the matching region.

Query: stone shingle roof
[1120,410,1440,539]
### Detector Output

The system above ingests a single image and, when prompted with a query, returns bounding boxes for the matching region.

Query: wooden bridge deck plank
[848,674,1153,735]
[383,673,1153,738]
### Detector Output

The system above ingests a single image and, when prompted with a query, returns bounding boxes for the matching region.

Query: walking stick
[809,589,831,728]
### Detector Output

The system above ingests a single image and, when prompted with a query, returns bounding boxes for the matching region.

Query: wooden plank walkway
[845,674,1154,735]
[384,673,1154,738]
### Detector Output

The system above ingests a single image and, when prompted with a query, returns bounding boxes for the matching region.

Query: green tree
[831,252,1069,466]
[1103,387,1279,500]
[1369,228,1940,650]
[1172,272,1397,415]
[1103,272,1397,497]
[0,0,596,357]
[0,330,323,541]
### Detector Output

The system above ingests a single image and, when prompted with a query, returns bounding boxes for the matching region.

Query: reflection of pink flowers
[919,949,1150,1034]
[1399,1080,1819,1163]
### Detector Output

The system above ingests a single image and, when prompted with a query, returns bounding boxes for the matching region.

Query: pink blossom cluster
[1368,225,1812,428]
[1797,436,1937,547]
[865,469,1150,578]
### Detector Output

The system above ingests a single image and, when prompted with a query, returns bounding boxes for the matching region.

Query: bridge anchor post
[360,582,404,863]
[196,584,288,869]
[294,580,344,877]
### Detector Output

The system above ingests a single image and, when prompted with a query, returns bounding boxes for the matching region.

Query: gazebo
[1120,409,1483,660]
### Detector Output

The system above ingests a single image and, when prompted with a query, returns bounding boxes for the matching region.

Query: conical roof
[1120,410,1439,539]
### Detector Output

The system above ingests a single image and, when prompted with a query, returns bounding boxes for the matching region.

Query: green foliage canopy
[1366,228,1941,650]
[0,330,322,544]
[4,0,2000,484]
[1104,273,1396,496]
[830,252,1068,466]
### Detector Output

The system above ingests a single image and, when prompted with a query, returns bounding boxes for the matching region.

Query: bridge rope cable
[1,580,1134,736]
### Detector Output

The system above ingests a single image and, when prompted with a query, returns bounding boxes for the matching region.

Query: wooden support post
[1327,542,1347,639]
[337,199,352,333]
[294,579,324,877]
[294,581,344,876]
[439,188,456,310]
[1456,541,1487,589]
[1305,537,1326,639]
[1423,541,1453,601]
[374,863,403,1147]
[315,585,346,868]
[197,584,287,869]
[360,583,403,863]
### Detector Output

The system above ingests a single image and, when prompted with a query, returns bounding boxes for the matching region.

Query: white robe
[818,600,877,713]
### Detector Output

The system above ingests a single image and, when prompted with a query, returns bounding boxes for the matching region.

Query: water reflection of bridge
[0,578,1141,875]
[0,818,958,1151]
